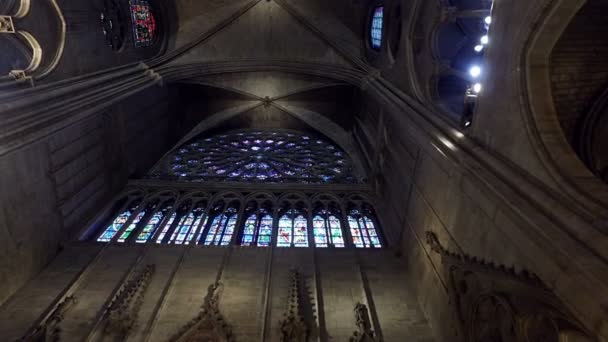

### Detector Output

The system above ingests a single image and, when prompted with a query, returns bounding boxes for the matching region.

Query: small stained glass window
[98,210,132,242]
[203,207,238,246]
[370,6,384,50]
[155,212,177,243]
[277,209,309,247]
[313,210,345,248]
[169,210,205,245]
[240,211,273,247]
[130,1,156,47]
[136,211,165,243]
[117,210,146,243]
[348,209,382,248]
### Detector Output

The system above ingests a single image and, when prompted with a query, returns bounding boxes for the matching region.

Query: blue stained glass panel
[155,213,177,243]
[136,211,164,243]
[98,211,131,242]
[370,6,384,50]
[185,216,206,245]
[257,215,273,247]
[117,211,145,243]
[241,215,257,246]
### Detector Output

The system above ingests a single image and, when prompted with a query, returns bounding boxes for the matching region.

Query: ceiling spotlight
[485,16,492,25]
[469,66,481,78]
[464,120,472,127]
[473,83,482,93]
[474,45,484,52]
[481,35,489,45]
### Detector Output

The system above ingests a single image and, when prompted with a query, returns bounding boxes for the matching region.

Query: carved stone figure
[279,270,308,342]
[425,231,595,342]
[103,264,155,338]
[26,296,78,342]
[349,303,377,342]
[170,281,233,342]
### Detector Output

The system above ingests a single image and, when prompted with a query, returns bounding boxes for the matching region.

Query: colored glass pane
[313,216,327,247]
[130,1,156,47]
[257,215,273,247]
[136,211,164,243]
[150,131,356,184]
[171,213,197,245]
[277,216,292,247]
[241,215,257,246]
[370,7,384,50]
[185,215,206,245]
[98,211,131,242]
[348,216,365,248]
[117,211,146,243]
[155,213,177,243]
[221,216,237,246]
[293,215,308,247]
[204,215,225,245]
[329,215,345,248]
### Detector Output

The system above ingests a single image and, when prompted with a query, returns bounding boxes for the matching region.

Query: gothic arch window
[169,207,206,245]
[370,6,384,50]
[277,208,309,248]
[129,1,156,47]
[97,198,142,242]
[136,203,173,243]
[312,207,345,248]
[347,208,382,249]
[202,203,239,246]
[151,130,356,184]
[117,200,160,243]
[241,204,273,247]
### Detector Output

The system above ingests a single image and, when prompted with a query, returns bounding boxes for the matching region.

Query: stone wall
[0,85,173,307]
[0,244,434,341]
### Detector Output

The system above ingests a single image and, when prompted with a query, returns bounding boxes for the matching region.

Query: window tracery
[203,204,239,246]
[150,130,357,184]
[129,0,156,47]
[277,210,309,248]
[347,209,381,248]
[313,209,345,248]
[90,190,385,249]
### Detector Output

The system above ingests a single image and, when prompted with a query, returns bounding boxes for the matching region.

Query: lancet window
[312,208,345,248]
[88,191,384,248]
[241,205,273,247]
[370,6,384,50]
[202,203,239,246]
[347,209,382,248]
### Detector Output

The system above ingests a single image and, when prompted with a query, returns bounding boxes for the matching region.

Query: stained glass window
[155,212,177,243]
[169,210,205,245]
[149,131,356,184]
[370,6,384,50]
[277,210,309,247]
[136,211,165,243]
[348,210,381,248]
[313,211,345,248]
[98,210,132,242]
[130,1,156,47]
[203,207,238,246]
[240,211,273,247]
[117,210,146,243]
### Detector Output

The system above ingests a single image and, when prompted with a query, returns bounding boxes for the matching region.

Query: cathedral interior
[1,0,608,341]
